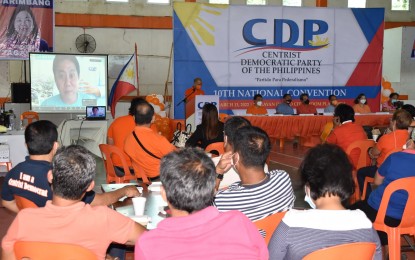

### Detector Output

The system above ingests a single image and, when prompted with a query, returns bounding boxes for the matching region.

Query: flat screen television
[29,53,108,113]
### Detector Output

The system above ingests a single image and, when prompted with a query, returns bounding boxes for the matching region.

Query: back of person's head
[25,120,58,155]
[402,104,415,118]
[354,93,366,104]
[392,109,412,130]
[129,97,146,115]
[300,143,354,203]
[233,126,270,169]
[53,55,80,77]
[201,103,219,140]
[334,104,355,123]
[224,116,251,147]
[134,101,154,125]
[160,148,215,213]
[51,145,96,200]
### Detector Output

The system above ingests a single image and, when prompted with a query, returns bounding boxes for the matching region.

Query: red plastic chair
[219,113,229,123]
[14,195,38,210]
[253,211,286,245]
[303,242,376,260]
[345,139,375,203]
[99,144,136,184]
[372,177,415,260]
[20,111,39,125]
[205,142,225,157]
[14,241,96,260]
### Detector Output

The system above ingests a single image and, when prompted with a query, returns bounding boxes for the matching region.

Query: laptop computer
[85,106,106,120]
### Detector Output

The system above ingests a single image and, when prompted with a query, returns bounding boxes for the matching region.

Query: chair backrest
[99,144,134,183]
[384,147,403,162]
[20,111,39,125]
[14,195,38,210]
[253,211,286,245]
[320,121,334,143]
[14,241,96,260]
[205,142,225,156]
[219,113,228,123]
[345,139,375,170]
[303,242,376,260]
[374,177,415,229]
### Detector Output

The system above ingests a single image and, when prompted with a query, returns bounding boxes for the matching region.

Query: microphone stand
[177,88,196,126]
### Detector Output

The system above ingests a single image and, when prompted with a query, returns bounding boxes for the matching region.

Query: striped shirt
[268,209,382,260]
[213,170,295,221]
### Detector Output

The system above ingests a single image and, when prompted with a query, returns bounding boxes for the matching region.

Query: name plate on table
[299,114,315,116]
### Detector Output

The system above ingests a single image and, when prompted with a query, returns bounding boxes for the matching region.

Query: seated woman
[353,93,371,114]
[268,143,381,260]
[185,103,224,150]
[382,92,399,112]
[246,94,267,115]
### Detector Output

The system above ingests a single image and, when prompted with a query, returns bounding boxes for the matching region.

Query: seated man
[296,93,317,114]
[2,145,146,259]
[124,100,175,181]
[1,120,138,213]
[276,94,294,115]
[214,126,295,221]
[246,94,267,115]
[324,94,338,113]
[135,148,268,259]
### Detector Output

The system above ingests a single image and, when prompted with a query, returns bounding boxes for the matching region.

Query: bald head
[134,101,154,125]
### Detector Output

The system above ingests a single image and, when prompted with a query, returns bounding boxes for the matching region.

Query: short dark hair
[300,143,354,203]
[328,95,336,101]
[129,97,146,115]
[134,101,154,125]
[224,116,251,147]
[160,148,216,213]
[92,106,98,111]
[25,120,58,155]
[392,109,412,130]
[282,93,291,99]
[253,94,263,100]
[232,126,270,168]
[53,55,80,78]
[300,93,309,101]
[389,92,399,99]
[334,104,355,123]
[51,145,96,200]
[354,93,367,104]
[194,77,202,83]
[402,104,415,118]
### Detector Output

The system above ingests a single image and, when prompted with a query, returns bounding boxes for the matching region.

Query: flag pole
[135,43,139,96]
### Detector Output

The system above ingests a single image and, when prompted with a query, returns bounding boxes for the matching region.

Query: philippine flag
[109,51,138,118]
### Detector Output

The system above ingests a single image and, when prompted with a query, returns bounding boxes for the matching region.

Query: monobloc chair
[205,142,225,157]
[14,241,96,260]
[253,211,286,245]
[372,177,415,260]
[361,147,403,200]
[303,242,376,260]
[20,111,39,125]
[14,195,37,210]
[219,113,229,123]
[99,144,136,184]
[345,139,375,203]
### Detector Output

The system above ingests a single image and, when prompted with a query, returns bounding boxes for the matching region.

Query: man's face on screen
[54,59,80,104]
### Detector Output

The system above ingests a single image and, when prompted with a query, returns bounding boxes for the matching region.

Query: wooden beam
[316,0,327,7]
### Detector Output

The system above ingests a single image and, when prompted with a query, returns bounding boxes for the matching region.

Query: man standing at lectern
[184,77,205,102]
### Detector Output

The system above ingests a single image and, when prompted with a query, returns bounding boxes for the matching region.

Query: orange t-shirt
[246,105,267,115]
[296,104,317,114]
[185,87,205,101]
[353,104,371,114]
[124,126,175,178]
[108,115,159,167]
[375,129,408,167]
[1,201,135,259]
[326,122,367,166]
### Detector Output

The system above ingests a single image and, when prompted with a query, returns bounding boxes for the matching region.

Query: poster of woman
[0,2,53,60]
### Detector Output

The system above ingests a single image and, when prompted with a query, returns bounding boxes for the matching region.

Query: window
[282,0,301,6]
[348,0,366,8]
[209,0,229,4]
[392,0,410,11]
[247,0,266,5]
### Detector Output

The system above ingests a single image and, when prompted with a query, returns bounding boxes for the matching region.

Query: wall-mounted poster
[0,2,54,60]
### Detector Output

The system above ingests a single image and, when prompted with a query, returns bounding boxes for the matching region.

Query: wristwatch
[216,173,224,180]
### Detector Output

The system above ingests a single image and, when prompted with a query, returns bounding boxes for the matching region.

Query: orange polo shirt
[296,104,317,114]
[246,105,267,115]
[124,126,175,178]
[108,115,158,167]
[326,121,367,167]
[185,87,205,101]
[353,104,371,114]
[375,129,408,167]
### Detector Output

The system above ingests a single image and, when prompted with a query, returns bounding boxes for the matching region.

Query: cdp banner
[0,1,53,60]
[173,4,384,118]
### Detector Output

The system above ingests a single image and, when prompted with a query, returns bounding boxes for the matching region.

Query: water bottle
[8,110,15,130]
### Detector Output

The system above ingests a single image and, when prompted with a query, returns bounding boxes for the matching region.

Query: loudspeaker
[11,83,31,103]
